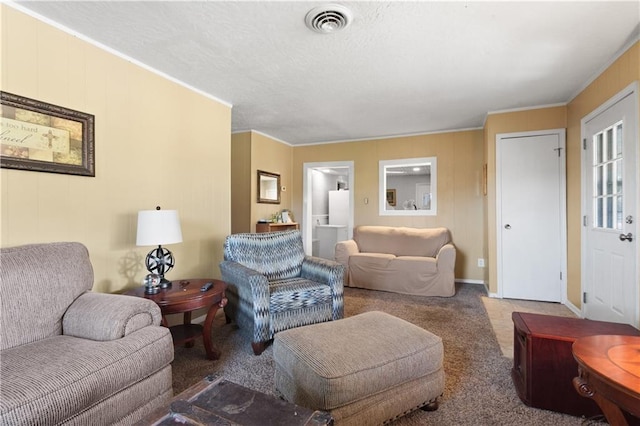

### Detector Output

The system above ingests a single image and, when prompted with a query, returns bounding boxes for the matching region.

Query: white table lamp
[136,206,182,287]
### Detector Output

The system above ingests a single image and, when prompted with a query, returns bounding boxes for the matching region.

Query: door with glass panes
[583,88,637,326]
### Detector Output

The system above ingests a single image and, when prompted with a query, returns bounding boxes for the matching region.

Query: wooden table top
[573,334,640,396]
[513,312,640,341]
[124,278,226,312]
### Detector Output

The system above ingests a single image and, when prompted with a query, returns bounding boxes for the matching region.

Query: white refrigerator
[316,190,349,259]
[329,190,349,225]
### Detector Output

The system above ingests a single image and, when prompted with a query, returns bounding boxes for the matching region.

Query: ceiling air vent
[305,4,353,34]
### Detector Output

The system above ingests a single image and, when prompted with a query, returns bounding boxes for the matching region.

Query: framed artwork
[386,188,396,206]
[0,91,95,176]
[257,170,281,204]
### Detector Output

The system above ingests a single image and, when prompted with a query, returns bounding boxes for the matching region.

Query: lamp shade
[136,209,183,246]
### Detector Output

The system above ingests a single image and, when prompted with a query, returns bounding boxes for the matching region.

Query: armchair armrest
[335,239,358,286]
[435,243,456,271]
[62,292,162,341]
[301,256,344,319]
[219,260,271,298]
[334,239,359,266]
[219,260,272,341]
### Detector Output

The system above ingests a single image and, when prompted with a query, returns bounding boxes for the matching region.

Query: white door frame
[495,129,568,302]
[302,161,354,255]
[580,81,639,326]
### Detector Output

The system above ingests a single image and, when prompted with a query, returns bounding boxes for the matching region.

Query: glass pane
[606,128,613,161]
[606,196,613,229]
[616,159,622,194]
[616,122,623,157]
[616,195,623,230]
[605,162,613,195]
[596,197,603,228]
[596,165,603,196]
[595,133,603,164]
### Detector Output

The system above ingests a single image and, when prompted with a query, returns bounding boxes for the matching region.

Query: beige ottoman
[274,311,444,425]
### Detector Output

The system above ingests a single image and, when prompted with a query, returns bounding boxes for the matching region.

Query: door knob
[619,233,633,242]
[504,224,511,230]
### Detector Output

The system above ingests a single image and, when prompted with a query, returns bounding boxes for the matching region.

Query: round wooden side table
[573,334,640,426]
[125,278,228,360]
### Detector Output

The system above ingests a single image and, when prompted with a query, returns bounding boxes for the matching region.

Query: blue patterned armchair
[220,230,344,355]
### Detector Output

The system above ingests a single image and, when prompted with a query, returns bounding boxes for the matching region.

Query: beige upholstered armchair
[0,242,174,425]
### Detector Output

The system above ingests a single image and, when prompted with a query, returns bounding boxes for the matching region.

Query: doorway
[581,82,638,327]
[496,129,567,302]
[302,161,354,256]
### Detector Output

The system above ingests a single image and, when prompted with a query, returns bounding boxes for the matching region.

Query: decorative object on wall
[257,170,281,204]
[0,91,95,176]
[379,157,437,216]
[483,163,488,196]
[136,206,183,287]
[386,188,396,206]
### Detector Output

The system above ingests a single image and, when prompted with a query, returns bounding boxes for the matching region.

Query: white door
[415,183,431,210]
[582,85,638,326]
[497,130,566,302]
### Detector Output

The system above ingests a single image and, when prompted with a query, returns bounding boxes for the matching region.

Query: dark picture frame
[386,188,396,206]
[257,170,281,204]
[0,91,95,176]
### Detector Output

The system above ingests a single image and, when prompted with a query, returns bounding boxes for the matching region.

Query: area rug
[171,283,595,425]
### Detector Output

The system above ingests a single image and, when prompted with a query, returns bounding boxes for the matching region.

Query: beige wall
[231,131,293,233]
[1,6,232,293]
[231,132,252,234]
[292,130,486,281]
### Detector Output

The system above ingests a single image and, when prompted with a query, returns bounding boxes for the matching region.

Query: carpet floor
[171,283,599,425]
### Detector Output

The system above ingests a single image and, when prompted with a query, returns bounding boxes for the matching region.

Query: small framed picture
[386,189,396,206]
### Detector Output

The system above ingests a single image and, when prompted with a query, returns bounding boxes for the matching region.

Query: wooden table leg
[203,297,228,360]
[183,311,195,348]
[573,368,630,426]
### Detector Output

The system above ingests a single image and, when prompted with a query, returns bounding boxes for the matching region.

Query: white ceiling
[11,1,640,145]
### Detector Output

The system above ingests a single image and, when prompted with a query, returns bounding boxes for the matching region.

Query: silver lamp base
[145,245,175,288]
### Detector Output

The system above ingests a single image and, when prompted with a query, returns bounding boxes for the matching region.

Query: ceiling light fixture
[305,4,353,34]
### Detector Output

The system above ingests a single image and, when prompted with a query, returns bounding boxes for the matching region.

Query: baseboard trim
[564,300,582,318]
[455,279,486,285]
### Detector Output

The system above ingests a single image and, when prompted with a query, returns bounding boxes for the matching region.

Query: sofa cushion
[350,253,438,275]
[0,327,173,426]
[348,252,395,272]
[354,226,450,257]
[392,256,438,274]
[0,242,93,350]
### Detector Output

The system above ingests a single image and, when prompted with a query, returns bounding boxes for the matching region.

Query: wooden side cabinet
[511,312,640,417]
[255,222,299,233]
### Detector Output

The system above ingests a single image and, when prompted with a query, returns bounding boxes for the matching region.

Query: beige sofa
[0,242,174,425]
[335,226,456,297]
